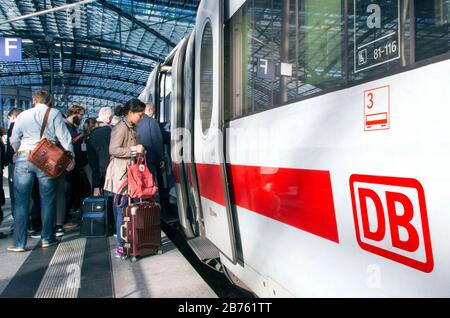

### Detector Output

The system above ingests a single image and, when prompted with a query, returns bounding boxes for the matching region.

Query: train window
[349,0,413,83]
[199,22,214,135]
[226,0,449,120]
[414,0,449,62]
[227,0,346,119]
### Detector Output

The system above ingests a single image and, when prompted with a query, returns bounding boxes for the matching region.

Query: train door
[138,63,160,106]
[194,0,237,264]
[158,68,177,217]
[171,38,195,238]
[183,32,202,237]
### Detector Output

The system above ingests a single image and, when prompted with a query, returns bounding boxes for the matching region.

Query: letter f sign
[0,37,22,62]
[5,38,18,57]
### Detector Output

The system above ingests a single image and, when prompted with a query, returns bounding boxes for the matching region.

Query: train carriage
[139,0,450,297]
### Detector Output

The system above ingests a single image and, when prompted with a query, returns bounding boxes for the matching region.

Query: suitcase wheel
[131,257,137,263]
[157,249,163,255]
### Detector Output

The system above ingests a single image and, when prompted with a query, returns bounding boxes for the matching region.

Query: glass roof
[0,0,200,111]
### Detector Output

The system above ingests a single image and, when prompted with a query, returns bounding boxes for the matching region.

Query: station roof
[0,0,199,112]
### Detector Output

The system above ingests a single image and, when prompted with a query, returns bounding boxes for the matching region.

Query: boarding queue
[0,90,164,260]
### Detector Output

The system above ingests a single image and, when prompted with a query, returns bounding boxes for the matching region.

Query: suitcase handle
[120,223,128,242]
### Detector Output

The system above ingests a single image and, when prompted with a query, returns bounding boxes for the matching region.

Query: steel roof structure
[0,0,199,113]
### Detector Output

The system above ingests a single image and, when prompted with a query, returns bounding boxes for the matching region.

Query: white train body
[139,0,450,297]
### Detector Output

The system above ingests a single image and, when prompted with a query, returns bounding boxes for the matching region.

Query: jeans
[113,195,128,248]
[13,153,56,248]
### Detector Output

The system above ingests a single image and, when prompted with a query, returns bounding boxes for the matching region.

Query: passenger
[80,118,98,195]
[136,102,164,183]
[8,90,74,252]
[87,107,112,197]
[104,99,146,258]
[63,105,86,230]
[54,174,66,237]
[146,103,156,119]
[5,108,23,219]
[28,176,42,239]
[111,105,124,126]
[0,126,6,228]
[158,120,172,210]
[83,118,98,137]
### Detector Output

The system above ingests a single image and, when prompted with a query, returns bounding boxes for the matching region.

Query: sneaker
[114,246,124,258]
[30,230,42,239]
[42,238,59,248]
[55,227,65,237]
[7,246,25,252]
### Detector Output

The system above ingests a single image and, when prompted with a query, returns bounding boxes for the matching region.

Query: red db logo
[350,175,433,273]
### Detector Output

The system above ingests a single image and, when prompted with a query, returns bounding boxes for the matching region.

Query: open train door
[171,38,195,238]
[194,0,237,264]
[138,63,160,107]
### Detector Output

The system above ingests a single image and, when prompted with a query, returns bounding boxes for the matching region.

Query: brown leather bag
[28,107,72,178]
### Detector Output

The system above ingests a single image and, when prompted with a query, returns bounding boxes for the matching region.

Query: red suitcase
[120,201,162,262]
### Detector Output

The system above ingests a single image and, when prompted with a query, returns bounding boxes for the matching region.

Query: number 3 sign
[364,85,390,131]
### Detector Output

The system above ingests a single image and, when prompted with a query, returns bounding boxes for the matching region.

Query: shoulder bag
[28,107,72,178]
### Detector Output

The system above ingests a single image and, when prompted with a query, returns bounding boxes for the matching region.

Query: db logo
[350,175,433,273]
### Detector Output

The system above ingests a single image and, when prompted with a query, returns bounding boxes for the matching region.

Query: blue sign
[0,37,22,62]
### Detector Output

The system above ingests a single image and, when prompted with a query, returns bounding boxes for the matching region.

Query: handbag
[28,107,72,178]
[114,153,158,206]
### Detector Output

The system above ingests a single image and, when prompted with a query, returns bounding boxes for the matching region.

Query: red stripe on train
[172,162,181,184]
[196,163,227,206]
[196,163,339,243]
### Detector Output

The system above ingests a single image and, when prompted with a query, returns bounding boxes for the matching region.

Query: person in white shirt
[7,90,75,252]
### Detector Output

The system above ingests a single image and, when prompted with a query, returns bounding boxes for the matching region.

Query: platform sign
[0,37,22,62]
[354,0,400,73]
[364,85,390,131]
[257,58,275,80]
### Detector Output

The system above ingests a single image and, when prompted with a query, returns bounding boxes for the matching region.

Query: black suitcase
[81,196,113,237]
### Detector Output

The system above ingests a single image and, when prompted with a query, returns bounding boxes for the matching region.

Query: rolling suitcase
[81,196,113,237]
[120,201,162,262]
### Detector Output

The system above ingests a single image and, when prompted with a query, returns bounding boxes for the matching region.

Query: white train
[139,0,450,297]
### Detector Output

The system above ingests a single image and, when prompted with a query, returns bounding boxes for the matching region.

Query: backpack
[114,153,158,206]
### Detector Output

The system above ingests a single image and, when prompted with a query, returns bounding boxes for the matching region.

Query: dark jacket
[87,124,112,188]
[0,137,5,170]
[5,122,15,167]
[66,122,87,168]
[136,115,164,165]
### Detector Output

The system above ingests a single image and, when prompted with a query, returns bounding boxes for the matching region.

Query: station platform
[0,202,218,298]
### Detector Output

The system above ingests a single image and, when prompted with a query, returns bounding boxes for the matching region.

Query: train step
[187,237,222,272]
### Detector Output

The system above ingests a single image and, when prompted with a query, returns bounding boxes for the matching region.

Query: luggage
[120,201,161,262]
[81,196,113,237]
[28,107,72,178]
[114,153,158,206]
